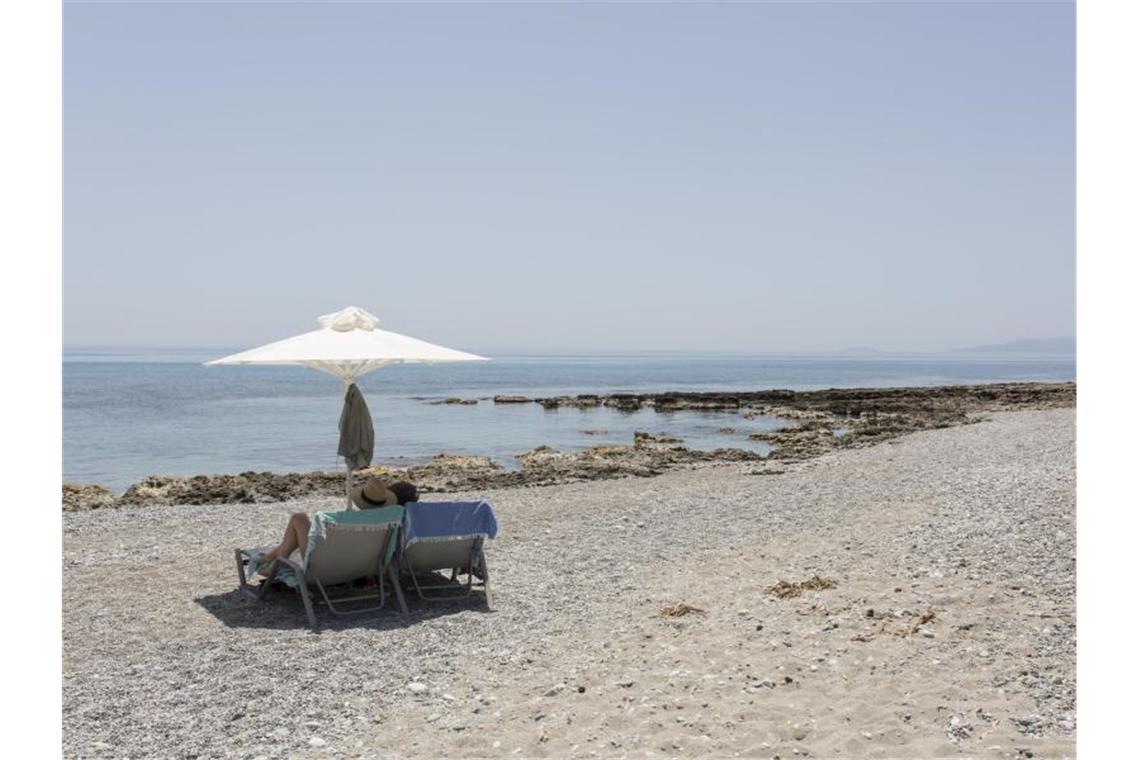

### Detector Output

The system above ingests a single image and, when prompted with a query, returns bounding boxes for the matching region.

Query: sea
[63,349,1076,492]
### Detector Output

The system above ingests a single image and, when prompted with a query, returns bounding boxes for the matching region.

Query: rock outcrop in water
[464,382,1074,415]
[62,382,1074,510]
[740,382,1075,460]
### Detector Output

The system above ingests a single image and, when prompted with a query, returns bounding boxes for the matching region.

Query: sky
[63,1,1075,353]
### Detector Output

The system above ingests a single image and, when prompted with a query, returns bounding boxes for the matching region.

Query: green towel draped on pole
[337,383,374,471]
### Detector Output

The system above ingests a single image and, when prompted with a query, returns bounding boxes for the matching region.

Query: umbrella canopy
[205,306,486,381]
[206,306,487,505]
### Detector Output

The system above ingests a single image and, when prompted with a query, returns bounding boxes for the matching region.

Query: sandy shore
[63,409,1075,759]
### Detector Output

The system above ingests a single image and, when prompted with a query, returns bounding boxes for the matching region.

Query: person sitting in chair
[253,477,419,576]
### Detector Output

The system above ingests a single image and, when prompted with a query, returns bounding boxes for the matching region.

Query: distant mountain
[951,337,1075,354]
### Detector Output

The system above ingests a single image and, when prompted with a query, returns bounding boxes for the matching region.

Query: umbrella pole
[343,377,354,510]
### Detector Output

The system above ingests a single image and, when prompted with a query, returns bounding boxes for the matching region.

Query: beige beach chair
[235,506,408,631]
[399,501,498,606]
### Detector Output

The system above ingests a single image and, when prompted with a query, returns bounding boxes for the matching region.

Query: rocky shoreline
[62,381,1074,511]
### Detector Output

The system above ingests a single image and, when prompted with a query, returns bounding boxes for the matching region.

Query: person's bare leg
[257,513,311,575]
[287,512,311,558]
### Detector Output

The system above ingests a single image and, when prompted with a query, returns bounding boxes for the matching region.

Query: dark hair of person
[389,481,419,505]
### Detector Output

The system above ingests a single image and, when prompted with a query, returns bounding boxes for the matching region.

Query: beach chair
[399,501,499,606]
[235,506,408,631]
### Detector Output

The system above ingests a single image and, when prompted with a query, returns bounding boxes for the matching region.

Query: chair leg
[275,558,318,631]
[235,549,253,596]
[297,580,318,632]
[407,564,428,600]
[480,548,492,609]
[388,562,409,614]
[236,549,277,600]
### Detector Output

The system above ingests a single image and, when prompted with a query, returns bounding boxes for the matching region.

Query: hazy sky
[64,1,1074,353]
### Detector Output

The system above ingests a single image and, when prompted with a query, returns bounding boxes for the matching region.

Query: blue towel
[403,501,499,547]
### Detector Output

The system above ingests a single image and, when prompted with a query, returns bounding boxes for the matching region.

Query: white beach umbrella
[205,306,487,506]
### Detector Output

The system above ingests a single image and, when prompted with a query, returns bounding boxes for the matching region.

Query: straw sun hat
[351,477,399,509]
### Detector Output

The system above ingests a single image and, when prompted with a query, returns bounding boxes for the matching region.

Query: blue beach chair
[399,501,498,606]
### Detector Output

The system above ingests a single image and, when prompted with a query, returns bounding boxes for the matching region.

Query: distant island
[833,337,1075,356]
[950,337,1075,354]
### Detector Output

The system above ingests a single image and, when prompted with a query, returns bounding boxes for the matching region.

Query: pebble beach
[62,408,1075,758]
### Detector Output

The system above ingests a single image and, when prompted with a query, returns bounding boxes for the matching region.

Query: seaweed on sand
[766,575,839,599]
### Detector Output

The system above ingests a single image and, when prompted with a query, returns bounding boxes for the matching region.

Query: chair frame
[235,544,408,632]
[400,537,492,607]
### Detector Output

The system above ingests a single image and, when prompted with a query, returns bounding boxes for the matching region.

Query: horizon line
[61,343,1077,357]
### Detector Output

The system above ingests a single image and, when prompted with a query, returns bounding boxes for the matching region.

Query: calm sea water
[63,349,1075,491]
